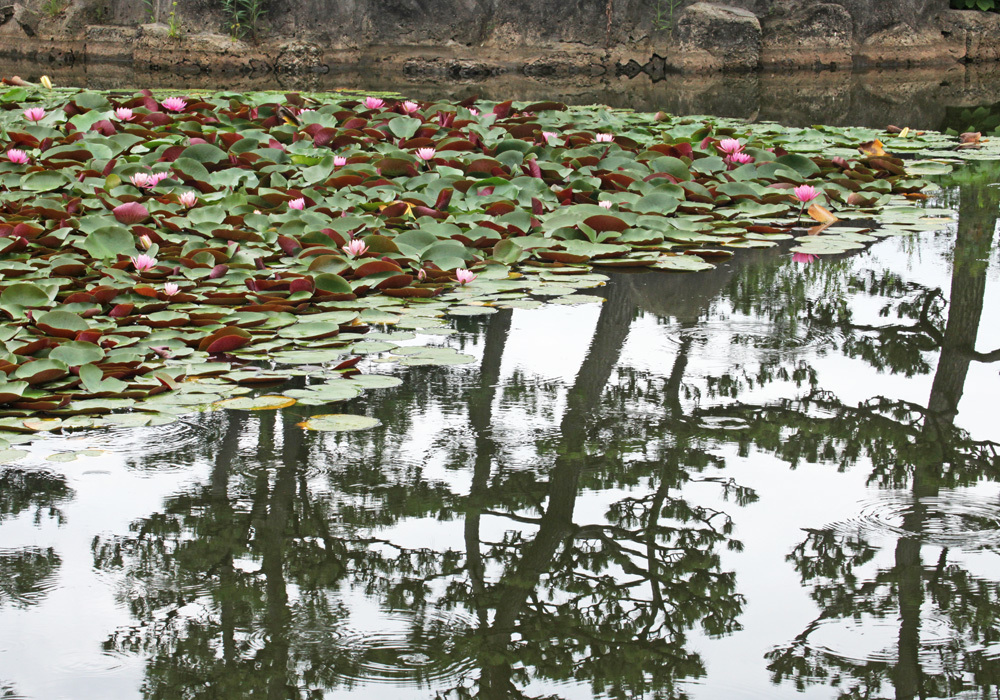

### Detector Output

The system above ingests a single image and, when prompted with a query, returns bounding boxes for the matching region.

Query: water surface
[1,68,1000,700]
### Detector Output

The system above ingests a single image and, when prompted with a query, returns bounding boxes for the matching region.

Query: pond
[1,67,999,699]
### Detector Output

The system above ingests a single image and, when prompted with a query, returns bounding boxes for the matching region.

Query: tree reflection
[0,469,71,612]
[93,264,753,698]
[692,162,1000,698]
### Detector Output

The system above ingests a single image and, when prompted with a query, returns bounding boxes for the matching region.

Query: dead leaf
[807,204,838,224]
[858,139,887,157]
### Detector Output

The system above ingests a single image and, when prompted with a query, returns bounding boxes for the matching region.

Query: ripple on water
[825,488,1000,551]
[325,606,478,688]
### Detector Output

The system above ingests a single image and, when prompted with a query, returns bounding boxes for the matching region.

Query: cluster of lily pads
[0,84,970,439]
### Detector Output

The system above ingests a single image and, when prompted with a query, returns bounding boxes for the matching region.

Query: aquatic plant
[0,85,981,434]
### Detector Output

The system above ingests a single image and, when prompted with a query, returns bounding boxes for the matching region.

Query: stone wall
[1,0,999,74]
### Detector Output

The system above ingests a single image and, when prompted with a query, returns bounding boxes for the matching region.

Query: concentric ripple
[824,487,1000,550]
[322,605,479,689]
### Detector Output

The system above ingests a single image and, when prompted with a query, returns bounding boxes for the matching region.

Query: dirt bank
[1,0,1000,77]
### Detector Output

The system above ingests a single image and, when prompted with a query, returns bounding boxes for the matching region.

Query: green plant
[220,0,267,38]
[951,0,997,10]
[652,0,682,32]
[41,0,66,17]
[167,1,181,38]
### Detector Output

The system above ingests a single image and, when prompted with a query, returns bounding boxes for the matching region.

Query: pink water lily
[595,133,614,142]
[416,147,436,161]
[793,184,820,203]
[717,138,743,155]
[402,100,420,114]
[178,191,198,207]
[288,198,305,210]
[542,131,559,143]
[23,107,45,122]
[114,107,134,121]
[6,148,28,164]
[139,234,153,250]
[792,252,818,264]
[455,268,477,285]
[163,282,180,296]
[130,172,154,188]
[130,254,157,272]
[417,268,427,281]
[725,152,754,169]
[334,155,348,167]
[161,97,187,112]
[342,239,369,257]
[598,200,613,209]
[149,171,171,186]
[468,107,480,116]
[364,97,384,110]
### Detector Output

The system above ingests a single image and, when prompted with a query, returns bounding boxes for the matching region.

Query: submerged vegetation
[0,84,986,442]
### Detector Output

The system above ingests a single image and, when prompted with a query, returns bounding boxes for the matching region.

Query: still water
[2,68,1000,699]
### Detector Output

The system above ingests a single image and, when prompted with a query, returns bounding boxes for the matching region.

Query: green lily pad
[298,413,382,431]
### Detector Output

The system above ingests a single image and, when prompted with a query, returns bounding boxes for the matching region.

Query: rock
[672,3,761,72]
[760,1,853,69]
[0,5,14,26]
[858,23,958,67]
[13,2,38,37]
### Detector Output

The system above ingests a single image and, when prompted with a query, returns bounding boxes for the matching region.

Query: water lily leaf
[314,273,354,294]
[20,171,72,192]
[388,116,422,139]
[179,143,228,163]
[345,374,403,389]
[83,226,137,260]
[49,341,105,367]
[1,282,53,308]
[213,395,298,410]
[283,383,362,402]
[13,359,69,385]
[654,255,716,272]
[391,345,476,365]
[298,413,381,431]
[0,449,28,461]
[447,306,498,316]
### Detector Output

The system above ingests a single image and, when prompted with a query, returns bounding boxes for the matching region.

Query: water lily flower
[179,191,198,207]
[455,268,477,285]
[468,107,479,116]
[542,131,559,143]
[149,171,171,186]
[130,254,157,272]
[417,268,427,281]
[416,147,436,161]
[792,252,818,264]
[334,155,348,167]
[364,97,384,110]
[114,107,134,121]
[595,133,614,142]
[139,234,153,250]
[161,97,187,112]
[402,100,420,114]
[163,282,180,296]
[725,152,754,169]
[717,138,743,155]
[130,172,154,188]
[793,184,820,203]
[342,239,369,257]
[23,107,45,122]
[598,200,613,209]
[288,198,305,210]
[6,148,29,164]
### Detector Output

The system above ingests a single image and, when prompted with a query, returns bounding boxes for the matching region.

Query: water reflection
[2,162,999,698]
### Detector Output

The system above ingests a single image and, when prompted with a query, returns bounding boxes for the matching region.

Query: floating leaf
[213,395,298,411]
[297,413,381,431]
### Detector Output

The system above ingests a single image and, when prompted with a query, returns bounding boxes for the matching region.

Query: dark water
[2,67,1000,699]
